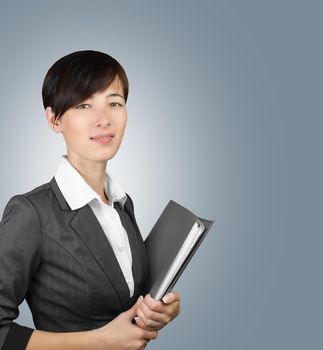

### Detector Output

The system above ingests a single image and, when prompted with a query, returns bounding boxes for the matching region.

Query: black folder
[144,200,214,300]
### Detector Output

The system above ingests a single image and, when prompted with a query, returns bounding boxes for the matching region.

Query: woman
[0,50,180,350]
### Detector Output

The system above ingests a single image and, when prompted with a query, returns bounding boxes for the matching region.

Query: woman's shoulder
[20,181,52,199]
[11,181,52,203]
[4,180,57,216]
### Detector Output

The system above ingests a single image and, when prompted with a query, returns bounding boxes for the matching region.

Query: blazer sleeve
[0,195,42,349]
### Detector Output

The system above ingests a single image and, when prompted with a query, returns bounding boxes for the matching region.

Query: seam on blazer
[21,195,44,271]
[42,232,91,284]
[41,232,93,326]
[8,194,43,283]
[20,182,51,198]
[41,233,92,323]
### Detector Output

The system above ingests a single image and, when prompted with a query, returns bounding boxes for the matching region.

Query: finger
[141,328,158,341]
[162,291,181,304]
[134,316,146,329]
[123,295,143,321]
[141,296,164,317]
[135,316,158,331]
[142,293,180,317]
[141,294,165,313]
[136,304,161,329]
[141,294,180,324]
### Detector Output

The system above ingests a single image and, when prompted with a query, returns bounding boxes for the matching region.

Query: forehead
[91,76,125,98]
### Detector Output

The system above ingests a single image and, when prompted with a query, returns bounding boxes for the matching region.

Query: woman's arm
[26,300,157,350]
[0,196,42,349]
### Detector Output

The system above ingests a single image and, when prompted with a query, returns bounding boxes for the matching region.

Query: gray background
[0,0,322,349]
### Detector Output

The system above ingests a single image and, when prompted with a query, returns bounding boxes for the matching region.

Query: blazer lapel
[70,206,131,309]
[115,200,148,297]
[50,178,129,310]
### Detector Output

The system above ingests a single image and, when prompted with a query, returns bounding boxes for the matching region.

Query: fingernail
[137,295,143,303]
[162,295,169,303]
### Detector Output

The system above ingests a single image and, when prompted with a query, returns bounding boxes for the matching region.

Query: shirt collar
[54,156,127,210]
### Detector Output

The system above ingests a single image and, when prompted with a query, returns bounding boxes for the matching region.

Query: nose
[95,107,111,127]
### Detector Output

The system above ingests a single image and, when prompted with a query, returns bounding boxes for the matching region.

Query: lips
[90,133,114,144]
[90,133,114,141]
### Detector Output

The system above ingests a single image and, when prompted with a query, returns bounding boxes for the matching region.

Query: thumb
[123,295,143,321]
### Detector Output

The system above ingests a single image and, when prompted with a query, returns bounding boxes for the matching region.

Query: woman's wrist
[89,326,110,350]
[26,327,103,350]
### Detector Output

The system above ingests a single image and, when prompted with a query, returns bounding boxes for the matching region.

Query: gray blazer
[0,178,148,349]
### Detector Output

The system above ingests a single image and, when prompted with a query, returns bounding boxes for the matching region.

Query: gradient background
[0,1,322,349]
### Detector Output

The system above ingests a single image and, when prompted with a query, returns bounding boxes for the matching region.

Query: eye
[76,103,91,109]
[110,102,123,107]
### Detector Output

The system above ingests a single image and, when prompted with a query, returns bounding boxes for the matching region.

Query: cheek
[116,113,127,135]
[66,128,82,142]
[62,121,88,144]
[122,113,128,131]
[121,118,127,133]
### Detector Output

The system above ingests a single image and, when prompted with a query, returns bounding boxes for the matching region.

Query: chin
[93,150,118,163]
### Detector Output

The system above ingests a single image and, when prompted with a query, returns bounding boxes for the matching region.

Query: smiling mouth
[90,134,114,143]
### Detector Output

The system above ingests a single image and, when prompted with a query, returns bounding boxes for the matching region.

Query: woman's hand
[135,292,181,331]
[95,299,157,350]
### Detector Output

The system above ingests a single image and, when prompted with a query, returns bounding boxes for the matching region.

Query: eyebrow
[106,93,125,100]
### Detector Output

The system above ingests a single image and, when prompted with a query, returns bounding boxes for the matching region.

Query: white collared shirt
[54,156,134,297]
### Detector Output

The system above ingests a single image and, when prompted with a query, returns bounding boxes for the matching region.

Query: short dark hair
[42,50,129,120]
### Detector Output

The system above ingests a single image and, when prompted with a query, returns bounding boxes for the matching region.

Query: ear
[45,107,62,133]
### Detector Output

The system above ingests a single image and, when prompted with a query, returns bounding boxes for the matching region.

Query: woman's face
[47,76,127,164]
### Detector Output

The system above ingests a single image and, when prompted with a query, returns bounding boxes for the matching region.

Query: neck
[66,153,109,204]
